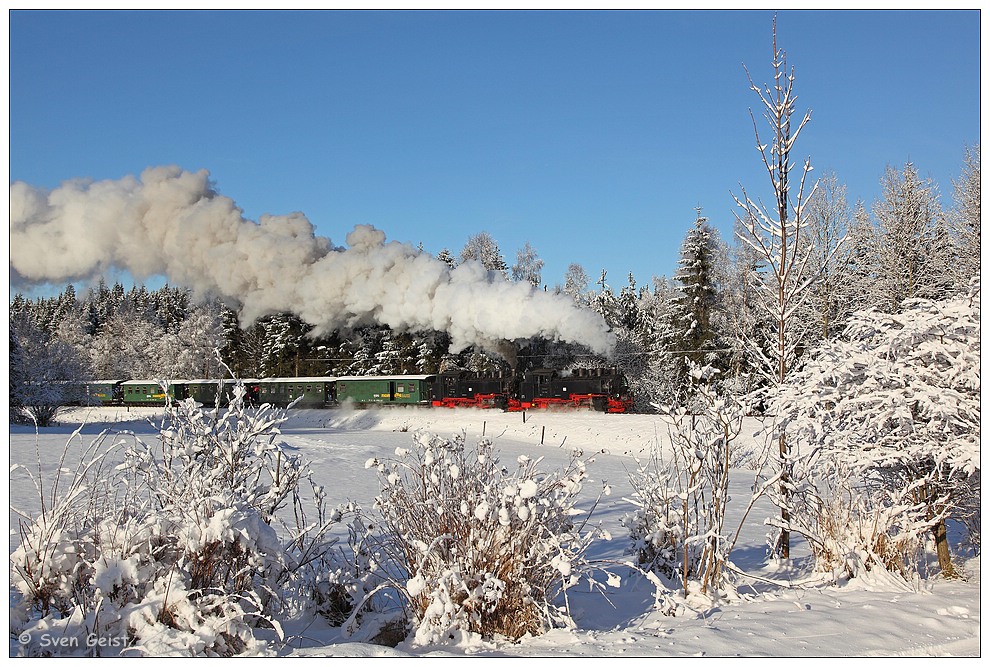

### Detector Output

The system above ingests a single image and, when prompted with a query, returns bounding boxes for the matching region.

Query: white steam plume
[10,166,616,356]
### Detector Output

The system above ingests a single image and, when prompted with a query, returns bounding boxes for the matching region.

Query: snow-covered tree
[563,263,591,306]
[374,329,406,375]
[872,162,951,312]
[260,313,310,377]
[591,270,618,326]
[511,241,544,288]
[721,217,771,400]
[412,330,450,374]
[150,284,191,333]
[10,314,88,426]
[88,308,160,379]
[174,300,225,379]
[460,232,508,277]
[616,273,642,333]
[731,20,837,558]
[236,321,270,378]
[803,171,855,343]
[631,276,690,409]
[436,248,457,270]
[672,210,724,369]
[842,200,881,314]
[949,144,980,287]
[52,305,96,376]
[775,282,981,578]
[10,327,25,415]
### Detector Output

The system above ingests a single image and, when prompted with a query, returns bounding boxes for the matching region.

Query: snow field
[8,405,980,657]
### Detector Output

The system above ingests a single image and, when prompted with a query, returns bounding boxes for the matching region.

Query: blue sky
[9,9,982,296]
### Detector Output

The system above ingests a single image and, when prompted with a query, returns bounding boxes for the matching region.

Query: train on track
[73,368,634,414]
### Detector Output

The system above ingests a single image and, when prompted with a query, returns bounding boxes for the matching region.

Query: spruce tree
[950,144,980,286]
[672,210,721,368]
[872,162,947,312]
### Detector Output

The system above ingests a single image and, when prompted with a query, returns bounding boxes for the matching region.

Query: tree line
[9,144,980,419]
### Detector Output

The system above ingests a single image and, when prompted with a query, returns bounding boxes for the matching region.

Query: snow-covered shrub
[774,282,981,580]
[10,384,359,656]
[623,365,743,611]
[784,454,928,587]
[365,432,615,644]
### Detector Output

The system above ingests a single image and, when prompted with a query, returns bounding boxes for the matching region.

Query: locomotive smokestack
[10,166,617,358]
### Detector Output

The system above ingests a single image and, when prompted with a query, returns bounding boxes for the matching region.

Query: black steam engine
[431,367,632,413]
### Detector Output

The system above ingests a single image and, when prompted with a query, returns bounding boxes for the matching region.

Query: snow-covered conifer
[949,144,980,287]
[672,210,725,370]
[872,162,949,311]
[436,247,457,269]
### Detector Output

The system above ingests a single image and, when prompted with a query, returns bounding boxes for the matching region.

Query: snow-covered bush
[10,384,360,656]
[365,432,616,644]
[774,282,981,581]
[623,365,743,611]
[783,453,929,588]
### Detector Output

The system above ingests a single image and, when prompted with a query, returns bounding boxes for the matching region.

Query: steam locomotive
[74,368,634,414]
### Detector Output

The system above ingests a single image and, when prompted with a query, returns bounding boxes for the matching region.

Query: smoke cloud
[10,166,615,357]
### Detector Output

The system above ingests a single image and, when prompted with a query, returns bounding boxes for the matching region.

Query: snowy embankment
[9,405,980,657]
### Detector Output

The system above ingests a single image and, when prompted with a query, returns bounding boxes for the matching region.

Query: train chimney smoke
[10,166,616,358]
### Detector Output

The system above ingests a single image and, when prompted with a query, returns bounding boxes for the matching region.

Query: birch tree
[512,241,545,287]
[803,171,854,343]
[563,263,591,306]
[460,231,509,277]
[731,19,839,558]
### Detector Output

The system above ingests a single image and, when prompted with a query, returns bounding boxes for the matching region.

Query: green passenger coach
[336,375,435,406]
[80,380,121,405]
[257,377,336,408]
[185,379,244,407]
[120,380,188,405]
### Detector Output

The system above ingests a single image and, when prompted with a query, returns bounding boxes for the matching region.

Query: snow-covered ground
[9,405,981,657]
